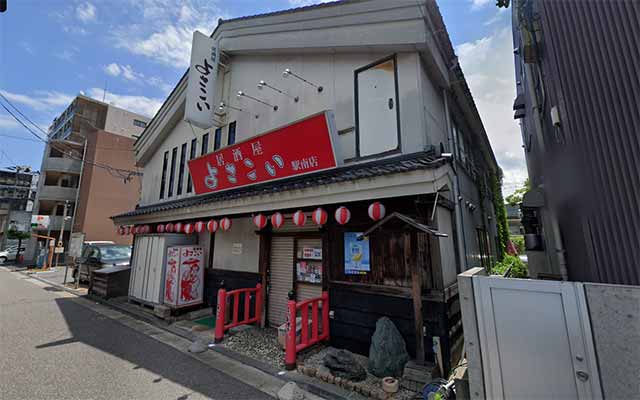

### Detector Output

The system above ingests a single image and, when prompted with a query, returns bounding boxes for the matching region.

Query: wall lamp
[282,68,323,93]
[236,91,278,111]
[219,102,259,119]
[257,80,299,102]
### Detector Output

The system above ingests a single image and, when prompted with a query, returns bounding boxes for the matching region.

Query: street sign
[31,215,50,229]
[54,246,65,254]
[69,233,85,259]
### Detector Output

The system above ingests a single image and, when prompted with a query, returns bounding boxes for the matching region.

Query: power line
[0,92,49,138]
[0,148,17,166]
[0,133,42,143]
[0,96,142,182]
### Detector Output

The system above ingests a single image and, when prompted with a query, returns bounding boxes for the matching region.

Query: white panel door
[473,277,602,399]
[356,57,399,157]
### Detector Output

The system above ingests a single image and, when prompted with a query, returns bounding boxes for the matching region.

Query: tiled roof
[113,150,443,219]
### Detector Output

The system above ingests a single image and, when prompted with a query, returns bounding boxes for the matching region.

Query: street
[0,269,272,400]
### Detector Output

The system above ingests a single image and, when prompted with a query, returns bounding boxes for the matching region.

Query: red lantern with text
[253,214,267,229]
[335,206,351,225]
[144,225,152,234]
[125,226,132,235]
[165,223,174,233]
[207,219,218,233]
[368,202,386,221]
[292,210,306,226]
[271,213,284,229]
[174,222,183,233]
[118,226,124,235]
[220,218,232,231]
[183,223,194,234]
[312,208,328,226]
[194,221,205,233]
[156,224,165,233]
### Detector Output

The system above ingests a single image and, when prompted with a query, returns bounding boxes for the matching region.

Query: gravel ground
[302,347,418,400]
[223,326,287,369]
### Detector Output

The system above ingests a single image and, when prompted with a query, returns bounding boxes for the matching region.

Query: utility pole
[55,200,69,268]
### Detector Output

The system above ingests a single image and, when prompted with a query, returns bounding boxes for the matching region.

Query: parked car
[73,243,132,282]
[0,245,26,264]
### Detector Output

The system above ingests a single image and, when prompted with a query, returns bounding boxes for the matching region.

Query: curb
[18,269,357,400]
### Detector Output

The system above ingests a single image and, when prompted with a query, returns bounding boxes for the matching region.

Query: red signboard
[188,111,338,195]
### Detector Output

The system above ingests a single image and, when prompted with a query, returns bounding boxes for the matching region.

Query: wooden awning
[359,212,448,238]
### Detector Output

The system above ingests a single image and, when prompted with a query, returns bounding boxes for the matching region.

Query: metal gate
[473,276,602,399]
[268,236,294,327]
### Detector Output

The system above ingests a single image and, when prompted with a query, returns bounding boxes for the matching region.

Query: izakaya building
[113,0,501,372]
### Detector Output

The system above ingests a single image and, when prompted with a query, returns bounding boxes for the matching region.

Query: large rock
[368,317,409,378]
[323,349,367,382]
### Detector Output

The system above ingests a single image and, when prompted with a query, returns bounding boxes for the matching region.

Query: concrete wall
[138,51,448,207]
[436,206,458,287]
[584,283,640,399]
[73,130,139,245]
[104,106,149,139]
[212,217,259,273]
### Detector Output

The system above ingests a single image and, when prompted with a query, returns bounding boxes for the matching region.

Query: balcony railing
[42,157,82,174]
[38,185,77,202]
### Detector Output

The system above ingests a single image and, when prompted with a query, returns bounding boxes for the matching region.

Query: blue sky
[0,0,524,194]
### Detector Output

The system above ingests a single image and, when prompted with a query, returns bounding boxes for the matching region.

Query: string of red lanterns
[117,202,385,236]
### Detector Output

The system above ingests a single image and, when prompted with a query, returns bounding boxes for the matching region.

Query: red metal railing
[214,284,262,342]
[285,291,330,370]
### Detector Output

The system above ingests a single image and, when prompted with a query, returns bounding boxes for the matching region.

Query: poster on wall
[296,261,322,284]
[178,246,204,306]
[301,247,322,260]
[344,232,370,275]
[164,247,180,304]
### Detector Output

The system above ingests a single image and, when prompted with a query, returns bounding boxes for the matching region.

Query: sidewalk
[15,265,364,400]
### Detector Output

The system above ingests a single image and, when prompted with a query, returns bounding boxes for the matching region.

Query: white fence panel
[473,276,601,399]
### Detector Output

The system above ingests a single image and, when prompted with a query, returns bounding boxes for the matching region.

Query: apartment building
[0,167,38,249]
[25,95,149,261]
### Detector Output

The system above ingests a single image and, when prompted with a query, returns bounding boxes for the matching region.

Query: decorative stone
[188,340,208,353]
[327,374,335,384]
[323,349,367,382]
[334,377,342,386]
[368,317,409,378]
[277,382,306,400]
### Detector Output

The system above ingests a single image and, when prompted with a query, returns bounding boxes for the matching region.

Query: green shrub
[511,235,525,254]
[491,255,528,278]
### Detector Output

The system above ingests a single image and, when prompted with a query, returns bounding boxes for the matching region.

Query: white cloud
[113,1,226,69]
[104,63,122,77]
[456,27,528,195]
[288,0,334,6]
[87,88,163,118]
[0,115,19,129]
[0,90,74,111]
[470,0,493,10]
[102,62,173,93]
[76,2,96,23]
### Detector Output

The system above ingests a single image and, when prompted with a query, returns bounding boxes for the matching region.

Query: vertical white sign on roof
[185,31,219,129]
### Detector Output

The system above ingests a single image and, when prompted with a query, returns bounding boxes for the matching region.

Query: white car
[0,246,26,264]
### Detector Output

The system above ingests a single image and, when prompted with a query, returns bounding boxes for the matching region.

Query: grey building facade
[511,0,639,284]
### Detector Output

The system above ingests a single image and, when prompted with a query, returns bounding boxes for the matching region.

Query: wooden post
[405,231,425,364]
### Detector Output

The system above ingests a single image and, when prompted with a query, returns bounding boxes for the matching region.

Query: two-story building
[113,0,501,371]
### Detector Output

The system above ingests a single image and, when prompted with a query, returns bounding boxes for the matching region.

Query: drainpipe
[443,89,468,272]
[69,139,87,247]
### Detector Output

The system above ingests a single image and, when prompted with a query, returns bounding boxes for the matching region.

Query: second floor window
[159,151,168,199]
[187,138,197,193]
[133,119,147,128]
[168,147,177,197]
[201,133,209,155]
[177,143,187,196]
[214,127,222,150]
[227,121,236,145]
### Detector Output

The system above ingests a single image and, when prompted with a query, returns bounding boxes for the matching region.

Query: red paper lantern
[146,225,153,233]
[207,219,218,233]
[334,206,351,225]
[312,208,328,226]
[270,212,284,229]
[156,224,165,233]
[292,210,306,226]
[194,221,205,233]
[183,223,194,234]
[165,223,174,233]
[117,226,124,235]
[220,218,232,231]
[368,202,386,221]
[125,226,132,235]
[253,214,267,229]
[174,222,183,233]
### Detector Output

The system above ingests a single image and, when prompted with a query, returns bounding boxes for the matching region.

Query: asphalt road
[0,269,272,400]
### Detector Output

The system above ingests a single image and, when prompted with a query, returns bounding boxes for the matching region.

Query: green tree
[491,170,509,261]
[505,178,531,206]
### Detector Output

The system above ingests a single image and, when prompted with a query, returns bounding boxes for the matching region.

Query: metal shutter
[268,236,294,327]
[296,238,323,302]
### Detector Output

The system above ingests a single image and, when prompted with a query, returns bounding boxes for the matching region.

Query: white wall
[104,106,149,138]
[436,206,458,287]
[211,217,260,273]
[139,51,451,207]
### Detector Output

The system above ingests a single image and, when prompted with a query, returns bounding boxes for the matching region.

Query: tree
[505,178,531,206]
[7,228,30,263]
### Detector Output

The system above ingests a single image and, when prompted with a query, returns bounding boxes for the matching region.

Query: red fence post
[214,288,227,343]
[285,296,298,370]
[322,291,330,340]
[255,283,262,323]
